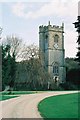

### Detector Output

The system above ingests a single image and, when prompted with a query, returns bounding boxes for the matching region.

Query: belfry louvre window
[53,66,59,74]
[54,34,59,43]
[45,35,48,49]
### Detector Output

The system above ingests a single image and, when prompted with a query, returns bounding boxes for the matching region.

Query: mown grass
[0,91,37,101]
[1,91,36,95]
[38,92,79,119]
[0,95,18,101]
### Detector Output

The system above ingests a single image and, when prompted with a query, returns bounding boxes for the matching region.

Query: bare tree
[5,35,23,61]
[21,44,39,60]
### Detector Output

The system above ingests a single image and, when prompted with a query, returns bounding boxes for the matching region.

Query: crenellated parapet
[39,21,64,33]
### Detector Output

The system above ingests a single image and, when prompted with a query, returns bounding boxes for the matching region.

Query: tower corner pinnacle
[48,21,51,25]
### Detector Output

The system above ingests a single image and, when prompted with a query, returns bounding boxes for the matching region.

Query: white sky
[1,0,80,58]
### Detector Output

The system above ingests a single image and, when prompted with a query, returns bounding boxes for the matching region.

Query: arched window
[53,66,59,74]
[54,34,59,43]
[52,62,59,74]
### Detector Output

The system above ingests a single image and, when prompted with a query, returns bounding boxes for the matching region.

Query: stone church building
[39,21,66,84]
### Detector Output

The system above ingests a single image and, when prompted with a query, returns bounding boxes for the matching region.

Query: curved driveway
[0,91,78,119]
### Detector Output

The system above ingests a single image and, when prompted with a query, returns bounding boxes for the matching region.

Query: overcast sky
[0,0,79,58]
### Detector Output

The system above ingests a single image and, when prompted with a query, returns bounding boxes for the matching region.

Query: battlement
[39,21,64,33]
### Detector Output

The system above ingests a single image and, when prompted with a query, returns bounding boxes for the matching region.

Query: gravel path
[0,91,78,119]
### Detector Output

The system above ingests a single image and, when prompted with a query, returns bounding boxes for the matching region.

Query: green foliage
[38,93,79,118]
[74,16,80,65]
[65,57,80,89]
[66,68,80,85]
[65,57,79,71]
[2,44,13,87]
[76,45,80,64]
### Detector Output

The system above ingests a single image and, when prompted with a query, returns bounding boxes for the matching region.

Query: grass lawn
[0,91,40,101]
[38,92,79,119]
[0,95,18,101]
[1,91,36,95]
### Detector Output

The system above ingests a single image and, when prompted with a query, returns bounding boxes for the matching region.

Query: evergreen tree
[2,44,12,89]
[74,16,80,65]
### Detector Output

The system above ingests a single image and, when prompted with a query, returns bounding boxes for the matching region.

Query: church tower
[39,21,66,83]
